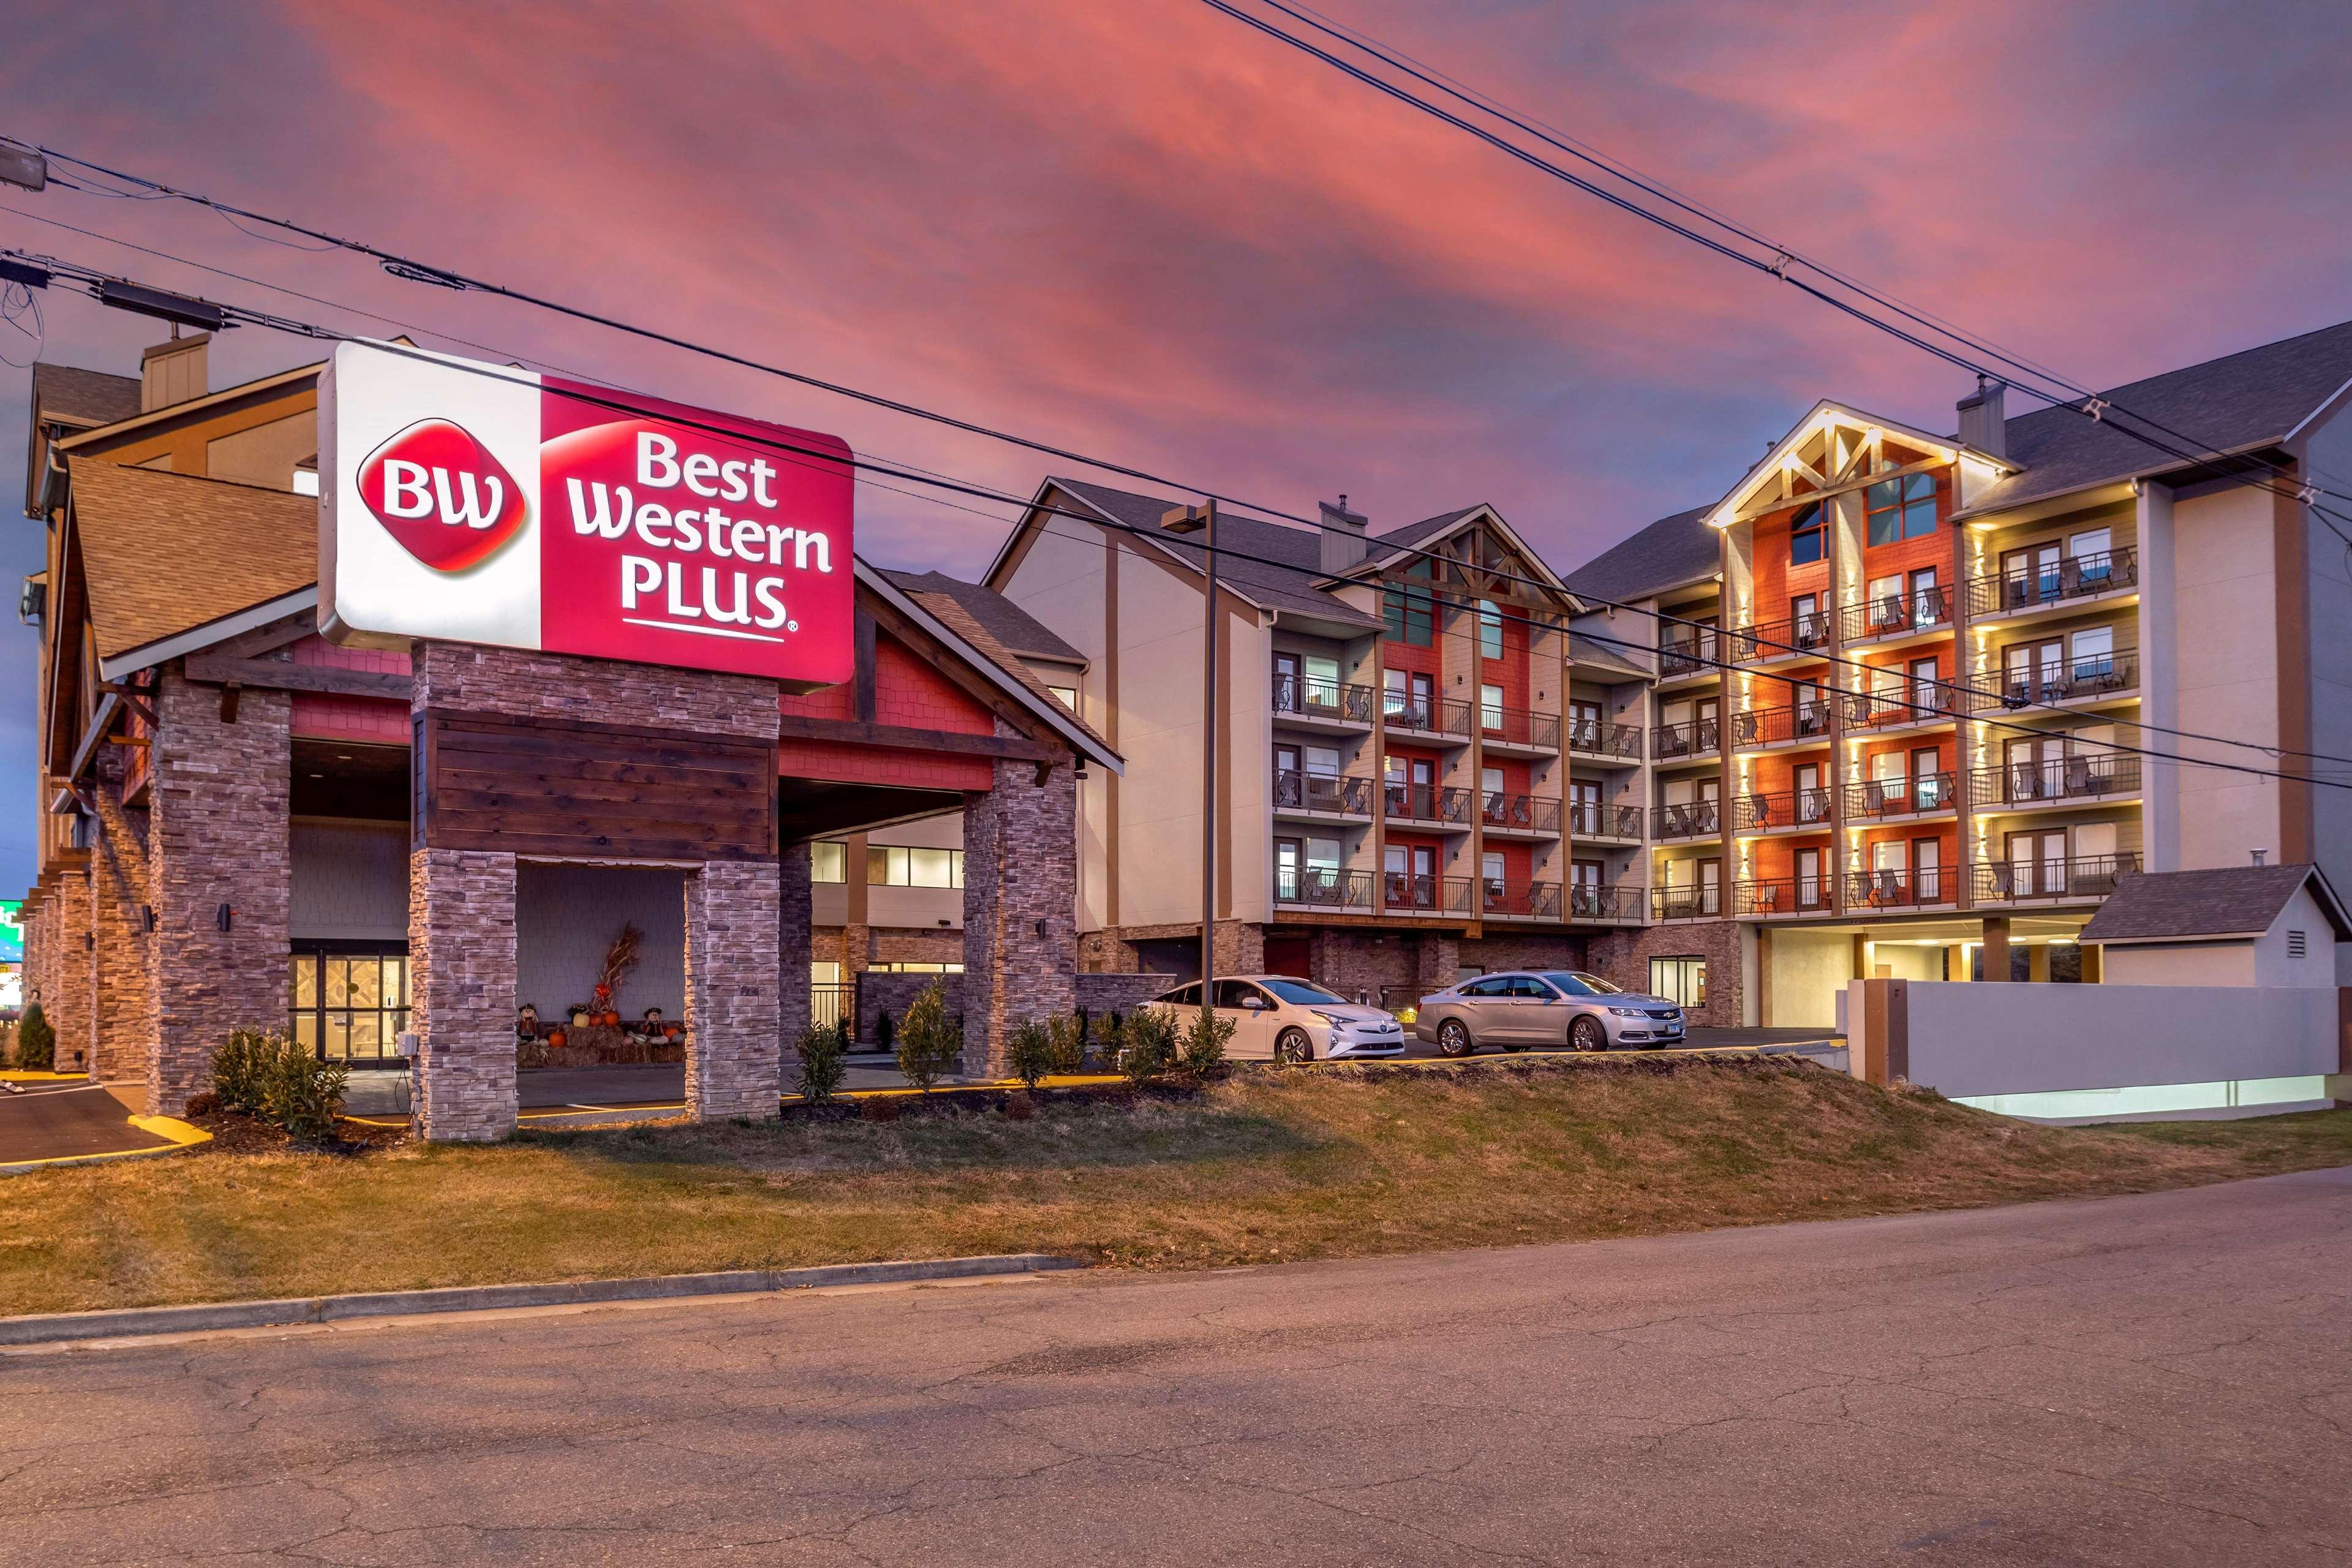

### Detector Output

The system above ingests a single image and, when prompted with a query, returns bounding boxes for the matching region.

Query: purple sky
[6,0,2351,888]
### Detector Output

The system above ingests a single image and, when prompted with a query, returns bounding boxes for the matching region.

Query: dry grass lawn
[6,1056,2350,1317]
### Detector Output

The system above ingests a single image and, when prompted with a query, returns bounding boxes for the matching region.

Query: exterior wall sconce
[140,905,156,932]
[216,903,235,932]
[1033,920,1048,938]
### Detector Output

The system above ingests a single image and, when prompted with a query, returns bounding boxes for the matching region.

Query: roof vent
[1319,494,1368,575]
[1956,376,2007,461]
[2251,847,2268,866]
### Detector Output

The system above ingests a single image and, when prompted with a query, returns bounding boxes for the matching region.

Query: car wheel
[1569,1016,1608,1052]
[1274,1028,1314,1066]
[1436,1019,1474,1058]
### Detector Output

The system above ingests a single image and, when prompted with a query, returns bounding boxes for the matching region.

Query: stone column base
[686,861,783,1121]
[411,848,519,1142]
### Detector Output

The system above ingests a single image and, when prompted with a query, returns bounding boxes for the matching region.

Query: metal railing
[1972,754,2141,807]
[1972,853,2141,904]
[1383,782,1474,824]
[1732,788,1833,832]
[1567,801,1645,839]
[1564,717,1641,759]
[1480,792,1561,835]
[1736,876,1833,916]
[1841,773,1957,820]
[1564,883,1642,921]
[1965,649,2139,712]
[1478,702,1561,750]
[1651,883,1725,921]
[1651,717,1721,760]
[1728,702,1835,749]
[1965,546,2137,619]
[1658,627,1721,677]
[1844,869,1955,910]
[1275,865,1376,908]
[1650,799,1722,840]
[1730,611,1833,663]
[1273,673,1374,724]
[1841,584,1953,643]
[812,983,855,1038]
[1384,693,1474,738]
[1851,680,1965,729]
[1385,873,1475,914]
[1273,769,1371,816]
[1482,880,1561,919]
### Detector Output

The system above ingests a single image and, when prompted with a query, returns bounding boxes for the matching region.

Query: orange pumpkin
[546,1028,568,1050]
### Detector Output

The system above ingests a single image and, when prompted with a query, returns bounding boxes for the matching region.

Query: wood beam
[774,713,1061,763]
[183,653,413,699]
[1732,456,1945,524]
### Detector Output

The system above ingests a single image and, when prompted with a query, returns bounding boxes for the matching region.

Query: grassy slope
[6,1057,2350,1317]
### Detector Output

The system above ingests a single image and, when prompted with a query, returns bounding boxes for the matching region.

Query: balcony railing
[1851,680,1966,730]
[1567,801,1645,839]
[1972,755,2141,807]
[1480,791,1561,835]
[1275,866,1376,909]
[1658,627,1721,677]
[1384,694,1474,739]
[1844,868,1956,910]
[1841,584,1953,643]
[1841,773,1957,820]
[1651,717,1721,760]
[1383,782,1474,825]
[1728,702,1835,750]
[1273,769,1371,816]
[1564,717,1641,760]
[1564,883,1642,922]
[1965,649,2139,713]
[1965,546,2138,620]
[1730,611,1833,663]
[1650,883,1725,921]
[1481,879,1561,920]
[1732,788,1833,832]
[1972,853,2141,904]
[1480,703,1561,750]
[1650,799,1722,840]
[1736,876,1834,916]
[1273,673,1374,725]
[1385,873,1474,914]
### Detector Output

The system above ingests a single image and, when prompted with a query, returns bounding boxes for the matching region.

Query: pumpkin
[547,1028,568,1050]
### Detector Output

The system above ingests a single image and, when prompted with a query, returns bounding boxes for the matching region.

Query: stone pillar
[684,860,783,1121]
[90,754,154,1084]
[962,735,1077,1077]
[1980,916,2011,982]
[1212,919,1264,976]
[148,673,290,1115]
[1412,933,1460,997]
[51,866,91,1074]
[410,848,518,1142]
[778,842,813,1050]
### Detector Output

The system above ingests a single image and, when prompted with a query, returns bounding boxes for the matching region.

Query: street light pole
[1200,497,1219,1003]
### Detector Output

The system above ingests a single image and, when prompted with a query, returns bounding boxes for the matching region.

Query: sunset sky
[6,0,2350,886]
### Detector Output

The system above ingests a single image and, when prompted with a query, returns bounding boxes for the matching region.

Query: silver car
[1144,976,1408,1063]
[1413,970,1686,1055]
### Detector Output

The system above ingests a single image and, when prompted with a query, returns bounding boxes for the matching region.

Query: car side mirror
[1242,996,1265,1010]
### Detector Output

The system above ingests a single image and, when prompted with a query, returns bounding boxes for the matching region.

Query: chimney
[141,331,209,413]
[2252,848,2269,867]
[1319,493,1368,575]
[1956,376,2006,461]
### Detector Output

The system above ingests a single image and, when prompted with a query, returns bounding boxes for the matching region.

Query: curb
[0,1253,1087,1348]
[0,1111,213,1178]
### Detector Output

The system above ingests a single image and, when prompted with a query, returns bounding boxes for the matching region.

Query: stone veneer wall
[410,847,518,1142]
[684,861,783,1120]
[1585,919,1747,1025]
[1071,971,1172,1019]
[857,971,963,1044]
[1302,929,1460,1008]
[959,728,1077,1077]
[778,843,813,1047]
[50,867,91,1073]
[148,672,290,1114]
[89,753,155,1083]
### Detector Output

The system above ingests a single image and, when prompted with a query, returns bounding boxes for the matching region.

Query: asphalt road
[5,1169,2348,1565]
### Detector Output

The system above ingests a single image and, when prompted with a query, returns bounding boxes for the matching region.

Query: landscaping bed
[4,1055,2349,1317]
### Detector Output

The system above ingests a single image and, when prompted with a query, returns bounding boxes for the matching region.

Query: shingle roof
[1566,633,1650,679]
[1369,505,1480,555]
[902,587,1116,760]
[2078,862,2352,944]
[1049,477,1384,629]
[31,362,142,429]
[881,570,1083,665]
[69,460,315,664]
[1560,505,1717,604]
[1967,319,2352,514]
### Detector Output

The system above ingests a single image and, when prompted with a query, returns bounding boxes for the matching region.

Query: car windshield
[1541,971,1623,997]
[1261,977,1345,1006]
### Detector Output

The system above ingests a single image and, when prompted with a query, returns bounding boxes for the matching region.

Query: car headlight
[1607,1006,1643,1017]
[1309,1010,1348,1028]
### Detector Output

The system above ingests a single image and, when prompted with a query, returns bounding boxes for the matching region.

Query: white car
[1413,970,1686,1054]
[1144,976,1408,1063]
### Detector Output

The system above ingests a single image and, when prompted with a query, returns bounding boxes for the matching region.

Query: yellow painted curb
[0,1071,89,1083]
[127,1115,211,1147]
[0,1114,211,1175]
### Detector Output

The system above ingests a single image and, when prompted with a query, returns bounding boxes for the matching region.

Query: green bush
[261,1035,347,1142]
[1087,1010,1125,1072]
[895,980,962,1093]
[1119,1007,1176,1086]
[796,1020,848,1104]
[211,1027,272,1115]
[1006,1019,1055,1090]
[1179,1005,1235,1078]
[1046,1013,1088,1076]
[13,1002,55,1072]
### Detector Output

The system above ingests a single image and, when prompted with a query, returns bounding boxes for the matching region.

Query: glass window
[1478,599,1502,658]
[1866,472,1938,545]
[1213,979,1269,1009]
[1303,655,1341,708]
[1458,976,1512,997]
[1262,977,1344,1006]
[2070,625,2114,678]
[1046,685,1077,710]
[905,848,954,888]
[1480,683,1504,729]
[1481,851,1506,884]
[1541,971,1624,995]
[1789,502,1825,565]
[867,847,963,886]
[1159,982,1203,1006]
[1304,745,1341,777]
[810,841,846,883]
[1649,956,1707,1008]
[1383,568,1434,646]
[288,945,409,1063]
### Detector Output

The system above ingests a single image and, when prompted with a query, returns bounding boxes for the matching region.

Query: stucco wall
[2101,941,2257,987]
[2297,401,2352,904]
[290,818,410,940]
[1765,927,1850,1027]
[2170,483,2285,870]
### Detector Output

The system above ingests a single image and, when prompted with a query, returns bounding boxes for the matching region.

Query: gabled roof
[1962,318,2352,516]
[1368,505,1480,555]
[880,570,1084,665]
[1351,502,1582,605]
[2078,862,2352,945]
[1566,633,1650,679]
[24,361,142,518]
[1560,505,1717,605]
[1703,399,2012,530]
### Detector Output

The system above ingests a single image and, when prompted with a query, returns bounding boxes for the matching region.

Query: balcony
[1479,702,1562,755]
[1383,782,1474,827]
[1964,546,2138,624]
[1728,701,1834,751]
[1273,769,1371,820]
[1731,788,1833,834]
[1385,873,1474,916]
[1564,717,1642,762]
[1650,799,1722,841]
[1849,680,1964,734]
[1650,883,1725,921]
[1480,791,1562,837]
[1273,673,1374,728]
[1841,773,1957,823]
[1481,879,1561,921]
[1972,853,2141,905]
[1564,883,1642,923]
[1841,584,1953,647]
[1567,801,1645,841]
[1384,694,1474,742]
[1964,649,2139,714]
[1971,755,2141,810]
[1274,865,1376,911]
[1651,717,1721,763]
[1730,610,1833,665]
[1657,628,1722,682]
[1844,868,1957,911]
[1736,877,1835,918]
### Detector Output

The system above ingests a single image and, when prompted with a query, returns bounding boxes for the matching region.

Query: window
[1790,502,1825,565]
[1866,472,1937,545]
[1478,599,1502,658]
[1481,850,1506,889]
[1303,654,1340,709]
[291,467,321,497]
[870,961,965,974]
[289,946,410,1063]
[2070,625,2115,681]
[1867,573,1903,631]
[1046,685,1077,710]
[1384,564,1434,646]
[1649,956,1707,1008]
[1458,976,1512,998]
[1539,971,1623,996]
[1480,682,1504,730]
[866,846,966,888]
[811,841,846,883]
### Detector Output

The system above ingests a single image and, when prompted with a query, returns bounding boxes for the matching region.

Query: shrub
[895,979,962,1093]
[1006,1019,1055,1091]
[796,1020,848,1105]
[211,1027,273,1115]
[13,1002,55,1072]
[1087,1009,1125,1073]
[1046,1013,1088,1076]
[261,1036,348,1142]
[1119,1006,1176,1086]
[1179,1005,1235,1079]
